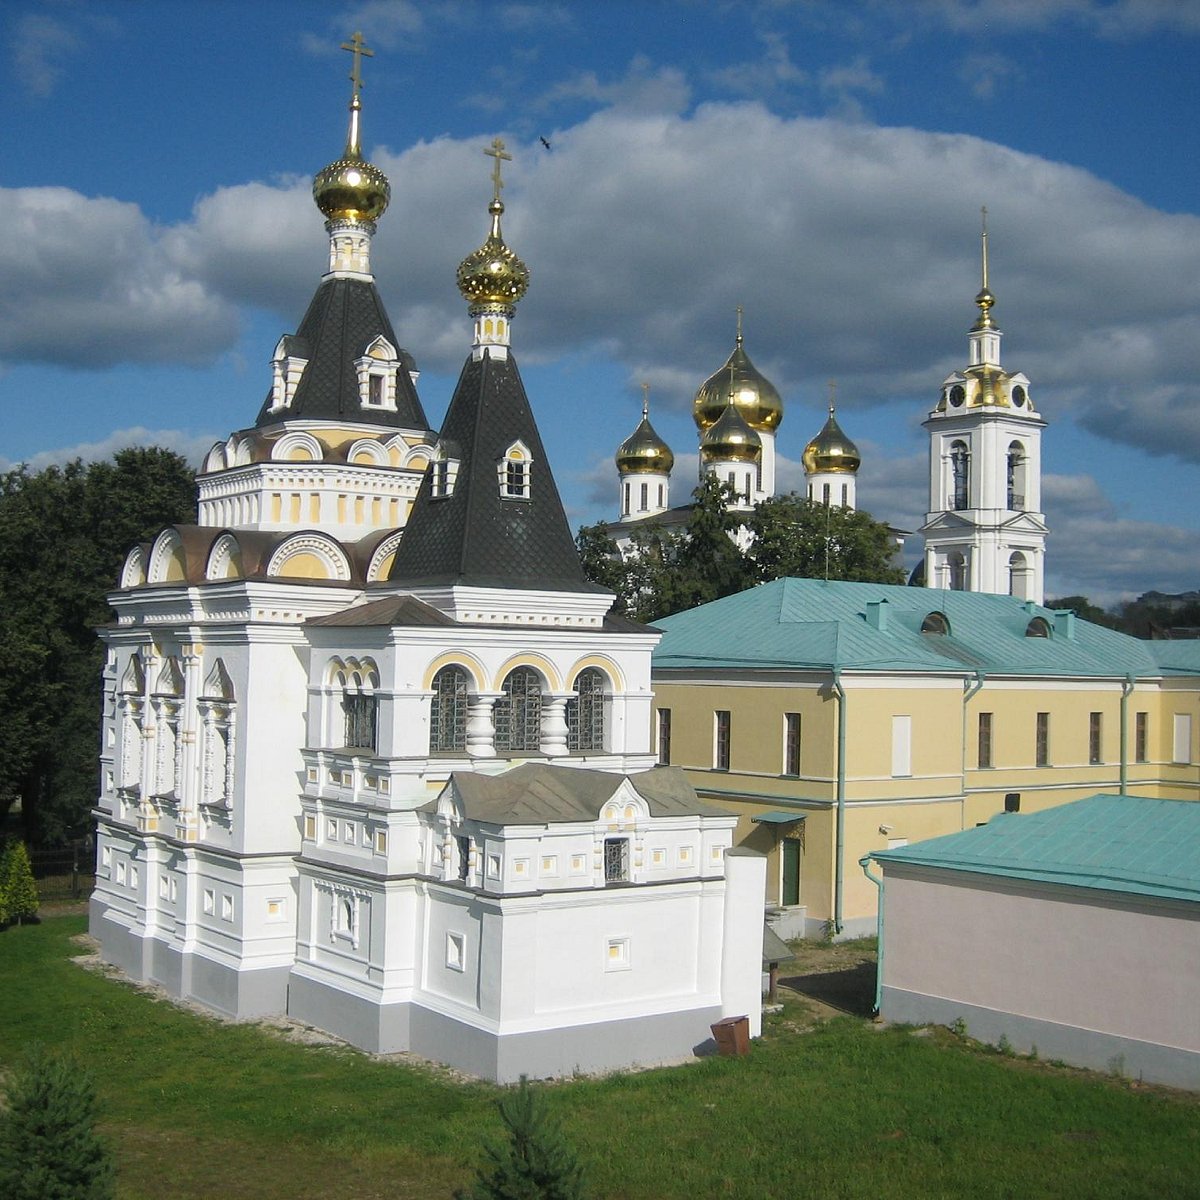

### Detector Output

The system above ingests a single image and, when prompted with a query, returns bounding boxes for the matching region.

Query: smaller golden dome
[616,415,674,476]
[457,197,530,311]
[802,405,860,475]
[700,403,762,464]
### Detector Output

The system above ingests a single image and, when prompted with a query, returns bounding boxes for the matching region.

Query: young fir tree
[0,1045,115,1200]
[1,841,39,925]
[456,1075,587,1200]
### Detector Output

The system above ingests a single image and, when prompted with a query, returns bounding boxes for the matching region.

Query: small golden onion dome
[700,403,762,464]
[457,198,530,311]
[693,337,784,433]
[313,151,391,224]
[616,416,675,476]
[802,407,861,475]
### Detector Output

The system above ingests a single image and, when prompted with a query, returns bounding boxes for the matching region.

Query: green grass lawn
[2,918,1198,1199]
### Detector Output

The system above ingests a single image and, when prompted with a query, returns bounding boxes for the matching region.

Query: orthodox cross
[980,204,990,289]
[735,304,744,344]
[484,137,512,203]
[341,31,373,99]
[827,379,837,416]
[641,382,650,419]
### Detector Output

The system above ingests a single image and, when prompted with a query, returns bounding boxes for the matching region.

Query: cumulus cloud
[0,426,221,474]
[0,187,239,368]
[10,12,80,97]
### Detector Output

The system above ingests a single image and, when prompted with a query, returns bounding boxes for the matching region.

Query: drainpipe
[961,670,985,829]
[859,854,883,1014]
[831,668,846,935]
[1119,674,1135,795]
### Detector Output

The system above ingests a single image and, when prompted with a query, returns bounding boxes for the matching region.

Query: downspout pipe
[859,853,883,1014]
[832,668,846,936]
[961,670,985,829]
[1119,673,1135,795]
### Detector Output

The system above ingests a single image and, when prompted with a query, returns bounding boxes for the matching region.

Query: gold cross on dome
[827,380,837,415]
[484,137,512,202]
[340,31,373,99]
[641,382,650,419]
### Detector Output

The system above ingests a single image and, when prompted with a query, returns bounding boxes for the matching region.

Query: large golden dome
[457,198,530,311]
[700,403,762,464]
[693,320,783,433]
[802,406,860,475]
[616,414,675,476]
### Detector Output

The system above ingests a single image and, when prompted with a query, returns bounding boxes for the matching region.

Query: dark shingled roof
[255,277,428,430]
[429,762,733,825]
[388,350,601,592]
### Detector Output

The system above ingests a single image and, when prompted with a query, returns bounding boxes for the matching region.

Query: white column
[540,695,571,758]
[467,694,500,759]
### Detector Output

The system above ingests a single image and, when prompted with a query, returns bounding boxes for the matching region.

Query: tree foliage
[579,482,903,623]
[0,449,195,844]
[1,841,39,925]
[455,1075,587,1200]
[0,1045,115,1200]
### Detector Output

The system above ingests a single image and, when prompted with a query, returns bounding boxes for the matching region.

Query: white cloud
[905,0,1200,36]
[0,187,238,368]
[10,12,80,97]
[0,426,220,474]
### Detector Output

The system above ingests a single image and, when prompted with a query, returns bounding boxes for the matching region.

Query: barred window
[714,710,731,770]
[1036,712,1050,768]
[1089,711,1103,764]
[978,712,993,769]
[344,693,377,751]
[566,668,605,752]
[494,668,542,753]
[430,666,469,753]
[784,713,801,776]
[657,708,671,766]
[604,837,629,884]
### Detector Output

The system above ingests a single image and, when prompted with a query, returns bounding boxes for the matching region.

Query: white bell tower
[920,211,1047,602]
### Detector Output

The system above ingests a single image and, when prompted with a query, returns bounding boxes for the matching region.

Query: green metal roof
[870,794,1200,904]
[652,578,1176,678]
[752,811,808,824]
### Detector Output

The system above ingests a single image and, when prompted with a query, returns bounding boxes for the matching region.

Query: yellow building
[650,578,1200,936]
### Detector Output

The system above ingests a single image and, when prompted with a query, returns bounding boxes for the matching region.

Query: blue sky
[2,0,1198,607]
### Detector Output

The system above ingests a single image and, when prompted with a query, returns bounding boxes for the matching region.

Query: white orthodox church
[89,43,765,1082]
[612,225,1047,605]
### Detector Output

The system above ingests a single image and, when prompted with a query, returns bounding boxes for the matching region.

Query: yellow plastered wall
[274,552,332,580]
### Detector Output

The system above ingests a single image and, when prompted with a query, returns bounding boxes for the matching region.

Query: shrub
[1,842,39,925]
[0,1044,115,1199]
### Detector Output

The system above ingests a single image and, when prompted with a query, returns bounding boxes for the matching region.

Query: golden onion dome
[616,415,675,476]
[313,39,390,225]
[802,405,861,475]
[456,197,530,311]
[693,321,784,433]
[700,403,762,464]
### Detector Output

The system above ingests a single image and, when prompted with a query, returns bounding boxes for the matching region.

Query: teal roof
[871,794,1200,904]
[652,578,1175,678]
[1149,639,1200,675]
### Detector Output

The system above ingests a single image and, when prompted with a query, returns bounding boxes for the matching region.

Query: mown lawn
[2,917,1198,1199]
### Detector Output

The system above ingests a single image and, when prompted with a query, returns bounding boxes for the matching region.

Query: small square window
[266,897,287,922]
[304,814,316,840]
[306,767,318,783]
[541,855,558,876]
[651,848,666,867]
[513,858,529,878]
[678,846,693,866]
[605,937,631,971]
[375,829,388,854]
[570,854,587,874]
[487,853,502,879]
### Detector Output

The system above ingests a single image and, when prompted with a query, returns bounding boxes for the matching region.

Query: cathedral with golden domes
[89,37,766,1082]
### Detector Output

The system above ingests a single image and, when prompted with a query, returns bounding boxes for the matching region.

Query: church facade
[89,43,764,1081]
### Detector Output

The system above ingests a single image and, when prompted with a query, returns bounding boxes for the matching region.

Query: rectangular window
[784,713,801,776]
[657,708,672,765]
[605,937,631,971]
[367,373,383,406]
[604,837,630,883]
[457,835,471,882]
[1174,713,1193,764]
[343,693,378,751]
[203,888,214,914]
[714,710,731,770]
[639,481,648,511]
[221,894,233,921]
[446,932,465,971]
[1089,711,1103,764]
[891,715,911,777]
[978,712,993,769]
[375,829,388,854]
[1135,711,1148,763]
[1035,712,1050,767]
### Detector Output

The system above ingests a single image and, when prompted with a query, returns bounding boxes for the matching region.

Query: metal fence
[28,842,95,902]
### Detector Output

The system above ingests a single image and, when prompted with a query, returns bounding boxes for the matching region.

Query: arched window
[1025,616,1051,638]
[1007,442,1026,510]
[920,612,950,636]
[498,441,531,500]
[947,551,966,591]
[152,657,184,798]
[200,659,236,808]
[430,666,469,754]
[950,441,970,510]
[494,668,542,753]
[566,668,606,752]
[1009,551,1033,600]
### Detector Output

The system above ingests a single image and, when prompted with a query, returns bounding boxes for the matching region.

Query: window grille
[951,442,970,510]
[978,712,993,769]
[1089,711,1103,764]
[430,667,468,753]
[604,837,629,884]
[566,668,605,752]
[657,708,672,766]
[456,835,471,883]
[494,668,541,753]
[784,713,801,776]
[1036,712,1050,767]
[344,694,378,751]
[1135,711,1148,764]
[714,710,731,770]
